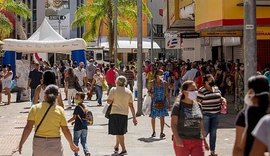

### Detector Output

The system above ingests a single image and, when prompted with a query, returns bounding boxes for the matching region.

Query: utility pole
[244,0,257,93]
[136,0,143,116]
[150,17,153,62]
[114,0,118,64]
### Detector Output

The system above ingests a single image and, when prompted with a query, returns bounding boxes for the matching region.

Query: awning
[100,37,160,53]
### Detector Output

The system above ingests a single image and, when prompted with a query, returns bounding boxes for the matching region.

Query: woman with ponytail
[171,80,209,156]
[14,85,79,156]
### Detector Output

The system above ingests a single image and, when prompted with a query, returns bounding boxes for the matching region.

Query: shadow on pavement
[20,111,29,114]
[138,137,165,143]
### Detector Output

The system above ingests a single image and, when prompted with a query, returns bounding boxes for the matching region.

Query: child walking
[68,92,91,156]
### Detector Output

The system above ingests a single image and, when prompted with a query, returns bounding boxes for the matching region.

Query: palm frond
[117,18,134,40]
[4,0,31,19]
[0,13,13,39]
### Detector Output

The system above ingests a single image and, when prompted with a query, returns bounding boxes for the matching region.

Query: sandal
[118,150,127,156]
[114,147,119,153]
[151,132,156,137]
[209,152,218,156]
[160,133,166,139]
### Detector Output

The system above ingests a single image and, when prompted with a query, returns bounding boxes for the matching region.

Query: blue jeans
[95,85,103,105]
[73,129,89,156]
[203,113,219,151]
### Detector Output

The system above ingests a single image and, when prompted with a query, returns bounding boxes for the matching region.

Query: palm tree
[72,0,151,59]
[0,0,31,40]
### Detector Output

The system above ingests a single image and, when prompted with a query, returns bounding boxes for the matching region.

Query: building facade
[163,0,270,69]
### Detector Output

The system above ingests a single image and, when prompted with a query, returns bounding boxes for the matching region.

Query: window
[96,53,102,60]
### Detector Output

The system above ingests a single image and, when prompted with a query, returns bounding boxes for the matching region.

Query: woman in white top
[33,70,64,108]
[3,64,13,105]
[91,68,104,106]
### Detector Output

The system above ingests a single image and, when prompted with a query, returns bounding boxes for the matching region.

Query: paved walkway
[0,91,236,156]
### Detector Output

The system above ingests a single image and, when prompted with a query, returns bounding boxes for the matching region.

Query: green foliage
[72,0,152,43]
[0,0,32,39]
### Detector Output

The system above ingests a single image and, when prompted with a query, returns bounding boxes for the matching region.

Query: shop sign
[181,32,200,38]
[201,31,243,37]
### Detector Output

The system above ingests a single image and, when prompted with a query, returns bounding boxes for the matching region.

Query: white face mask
[244,91,269,105]
[187,91,198,100]
[97,71,101,75]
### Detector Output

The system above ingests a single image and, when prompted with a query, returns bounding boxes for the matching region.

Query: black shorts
[109,114,128,135]
[0,83,2,92]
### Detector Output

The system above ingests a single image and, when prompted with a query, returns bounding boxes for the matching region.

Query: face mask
[74,99,81,105]
[187,91,198,100]
[97,71,101,75]
[244,91,269,105]
[209,81,215,87]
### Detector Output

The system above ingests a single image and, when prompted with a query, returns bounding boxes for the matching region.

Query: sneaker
[151,132,156,137]
[85,153,91,156]
[118,151,127,156]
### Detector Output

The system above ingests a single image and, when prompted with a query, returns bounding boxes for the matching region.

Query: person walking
[235,63,244,112]
[197,74,225,156]
[124,66,135,92]
[74,62,87,90]
[65,68,77,109]
[28,63,43,102]
[14,85,79,156]
[106,63,118,94]
[107,76,137,155]
[91,68,104,106]
[68,92,91,156]
[33,70,64,108]
[171,80,209,156]
[182,62,198,82]
[2,64,13,105]
[86,59,96,100]
[148,70,170,138]
[233,75,269,156]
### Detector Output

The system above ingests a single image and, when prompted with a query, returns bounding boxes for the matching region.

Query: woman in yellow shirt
[14,85,78,156]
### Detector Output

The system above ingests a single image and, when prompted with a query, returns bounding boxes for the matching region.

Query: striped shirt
[197,86,222,114]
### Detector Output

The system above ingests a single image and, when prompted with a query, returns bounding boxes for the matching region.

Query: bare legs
[115,135,126,153]
[5,88,11,105]
[151,117,165,138]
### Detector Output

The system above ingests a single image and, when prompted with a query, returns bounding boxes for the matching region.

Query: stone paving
[0,91,236,156]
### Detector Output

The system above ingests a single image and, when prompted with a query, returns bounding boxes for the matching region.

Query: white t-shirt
[74,68,86,86]
[252,114,270,151]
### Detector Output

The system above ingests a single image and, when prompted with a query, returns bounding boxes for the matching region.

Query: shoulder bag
[35,104,53,134]
[74,76,83,92]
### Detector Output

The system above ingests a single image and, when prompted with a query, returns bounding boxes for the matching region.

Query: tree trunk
[107,0,114,62]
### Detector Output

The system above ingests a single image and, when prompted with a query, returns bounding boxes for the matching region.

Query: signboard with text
[45,0,70,39]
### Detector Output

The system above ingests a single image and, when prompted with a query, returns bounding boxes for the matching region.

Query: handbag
[105,104,112,119]
[35,104,53,134]
[154,101,164,110]
[74,76,83,92]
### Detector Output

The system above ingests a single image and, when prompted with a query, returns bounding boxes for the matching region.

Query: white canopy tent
[2,19,86,53]
[100,37,160,53]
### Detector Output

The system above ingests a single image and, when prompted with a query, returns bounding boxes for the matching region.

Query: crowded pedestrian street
[0,90,235,156]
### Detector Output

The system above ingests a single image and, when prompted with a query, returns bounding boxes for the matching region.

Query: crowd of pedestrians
[6,57,270,156]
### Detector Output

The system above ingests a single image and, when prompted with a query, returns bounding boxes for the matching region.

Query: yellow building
[164,0,270,69]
